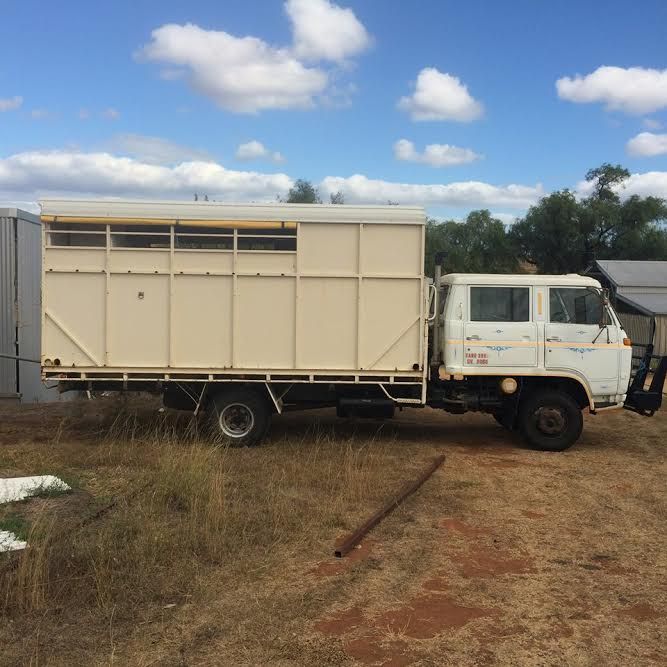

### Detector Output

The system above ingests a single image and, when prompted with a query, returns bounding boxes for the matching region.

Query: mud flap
[624,350,667,417]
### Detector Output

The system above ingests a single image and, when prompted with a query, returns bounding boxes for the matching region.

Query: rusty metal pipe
[334,453,446,558]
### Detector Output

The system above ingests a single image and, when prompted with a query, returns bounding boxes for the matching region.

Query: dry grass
[0,396,665,666]
[0,398,418,665]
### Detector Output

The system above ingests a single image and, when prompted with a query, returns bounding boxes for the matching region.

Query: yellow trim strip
[42,215,297,230]
[537,292,543,316]
[447,339,626,350]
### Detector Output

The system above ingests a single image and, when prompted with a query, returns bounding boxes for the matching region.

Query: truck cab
[428,273,644,451]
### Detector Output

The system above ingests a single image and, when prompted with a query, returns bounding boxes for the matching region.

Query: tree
[329,191,345,205]
[510,190,584,273]
[425,210,518,276]
[284,179,321,203]
[512,164,667,273]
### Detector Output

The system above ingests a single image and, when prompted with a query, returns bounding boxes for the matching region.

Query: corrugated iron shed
[588,260,667,355]
[0,208,67,402]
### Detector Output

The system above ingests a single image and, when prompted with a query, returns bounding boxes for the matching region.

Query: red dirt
[617,603,663,621]
[313,606,366,635]
[375,594,497,639]
[344,635,412,666]
[421,576,448,592]
[440,518,493,537]
[451,547,534,578]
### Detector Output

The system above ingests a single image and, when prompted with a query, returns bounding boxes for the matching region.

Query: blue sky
[2,0,667,220]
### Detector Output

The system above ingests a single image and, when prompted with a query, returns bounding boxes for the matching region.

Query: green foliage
[0,514,29,541]
[425,210,519,276]
[284,179,322,204]
[510,190,584,273]
[511,164,667,273]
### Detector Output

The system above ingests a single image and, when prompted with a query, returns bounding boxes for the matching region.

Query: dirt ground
[0,397,665,666]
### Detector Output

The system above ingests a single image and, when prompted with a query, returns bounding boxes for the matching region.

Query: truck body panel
[40,200,426,383]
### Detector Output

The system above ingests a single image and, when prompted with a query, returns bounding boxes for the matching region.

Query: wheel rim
[219,403,254,438]
[534,406,566,436]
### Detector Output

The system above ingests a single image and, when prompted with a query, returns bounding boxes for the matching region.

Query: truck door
[463,285,538,369]
[545,287,619,396]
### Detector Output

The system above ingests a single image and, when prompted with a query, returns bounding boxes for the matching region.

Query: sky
[1,0,667,221]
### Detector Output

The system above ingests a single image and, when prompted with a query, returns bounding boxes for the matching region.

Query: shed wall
[0,216,17,399]
[1,210,67,402]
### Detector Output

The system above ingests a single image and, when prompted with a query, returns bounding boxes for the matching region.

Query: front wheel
[209,388,271,446]
[518,390,583,452]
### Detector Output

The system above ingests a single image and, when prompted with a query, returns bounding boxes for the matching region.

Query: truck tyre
[518,390,583,452]
[209,388,271,447]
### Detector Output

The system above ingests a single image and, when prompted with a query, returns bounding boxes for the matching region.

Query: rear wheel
[518,390,583,452]
[209,388,271,446]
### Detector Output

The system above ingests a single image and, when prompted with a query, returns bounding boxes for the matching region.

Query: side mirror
[599,288,610,328]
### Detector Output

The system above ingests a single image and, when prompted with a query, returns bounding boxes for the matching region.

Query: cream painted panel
[299,223,358,274]
[172,275,232,367]
[44,248,105,272]
[236,252,296,274]
[360,279,422,370]
[173,251,233,274]
[109,249,170,273]
[108,274,169,366]
[43,272,105,366]
[237,276,295,368]
[362,225,422,276]
[299,278,357,369]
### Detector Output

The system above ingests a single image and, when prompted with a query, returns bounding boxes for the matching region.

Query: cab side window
[549,288,602,325]
[470,287,530,322]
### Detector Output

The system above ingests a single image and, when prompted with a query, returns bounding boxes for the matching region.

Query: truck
[39,199,666,451]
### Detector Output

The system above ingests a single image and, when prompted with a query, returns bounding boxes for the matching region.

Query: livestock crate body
[40,200,427,387]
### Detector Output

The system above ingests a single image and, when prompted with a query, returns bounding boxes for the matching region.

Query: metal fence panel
[17,215,47,402]
[0,216,17,399]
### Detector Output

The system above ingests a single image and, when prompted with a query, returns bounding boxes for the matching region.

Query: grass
[0,396,665,666]
[0,515,29,541]
[0,399,414,664]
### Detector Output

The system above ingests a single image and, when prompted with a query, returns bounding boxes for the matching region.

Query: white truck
[39,199,665,451]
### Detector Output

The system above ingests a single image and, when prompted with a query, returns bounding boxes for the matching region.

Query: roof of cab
[441,273,601,288]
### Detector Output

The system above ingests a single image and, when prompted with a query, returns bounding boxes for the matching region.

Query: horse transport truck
[39,199,666,451]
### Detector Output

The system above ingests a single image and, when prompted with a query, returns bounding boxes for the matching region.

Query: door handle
[466,335,481,341]
[546,336,561,342]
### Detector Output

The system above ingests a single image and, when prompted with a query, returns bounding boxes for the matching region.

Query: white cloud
[0,96,23,112]
[643,118,663,130]
[137,23,328,113]
[627,132,667,157]
[492,212,519,225]
[621,171,667,199]
[576,170,667,200]
[235,140,285,163]
[108,133,212,165]
[398,68,483,122]
[137,2,371,114]
[393,139,481,167]
[556,66,667,115]
[30,109,51,120]
[102,108,120,120]
[285,0,371,62]
[320,174,542,209]
[78,108,90,120]
[0,150,293,201]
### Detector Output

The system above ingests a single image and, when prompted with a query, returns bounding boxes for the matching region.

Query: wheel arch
[521,375,592,410]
